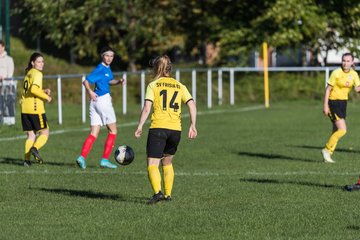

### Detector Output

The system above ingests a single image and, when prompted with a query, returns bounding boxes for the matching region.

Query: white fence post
[176,69,180,82]
[122,73,127,115]
[12,66,339,125]
[230,69,235,105]
[81,74,86,123]
[325,67,329,87]
[57,75,62,125]
[141,71,145,108]
[218,69,223,105]
[192,69,197,103]
[207,69,212,108]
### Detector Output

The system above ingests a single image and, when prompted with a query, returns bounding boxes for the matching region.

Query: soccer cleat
[344,184,360,192]
[23,160,32,167]
[321,148,335,163]
[164,196,172,202]
[76,156,86,169]
[30,147,43,164]
[147,191,165,205]
[100,159,118,169]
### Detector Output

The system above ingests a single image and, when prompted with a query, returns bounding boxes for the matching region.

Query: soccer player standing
[135,55,197,204]
[20,52,52,166]
[322,53,360,163]
[76,46,125,169]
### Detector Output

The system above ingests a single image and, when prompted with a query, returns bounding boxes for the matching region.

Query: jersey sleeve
[181,84,193,103]
[145,83,155,102]
[32,70,43,88]
[86,67,102,84]
[30,85,49,100]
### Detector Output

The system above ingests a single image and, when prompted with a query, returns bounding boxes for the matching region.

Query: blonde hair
[151,55,172,79]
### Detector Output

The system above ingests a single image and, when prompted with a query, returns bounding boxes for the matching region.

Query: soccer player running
[76,46,125,169]
[135,55,197,204]
[322,53,360,163]
[20,52,52,166]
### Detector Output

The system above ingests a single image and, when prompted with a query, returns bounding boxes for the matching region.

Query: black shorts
[146,128,181,158]
[21,113,48,132]
[328,100,347,122]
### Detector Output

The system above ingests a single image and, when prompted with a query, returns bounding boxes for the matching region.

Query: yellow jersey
[328,68,360,100]
[145,77,193,131]
[21,68,48,114]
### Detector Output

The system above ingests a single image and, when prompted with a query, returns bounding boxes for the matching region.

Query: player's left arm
[353,73,360,92]
[181,84,197,139]
[110,78,126,86]
[30,72,51,102]
[30,85,51,102]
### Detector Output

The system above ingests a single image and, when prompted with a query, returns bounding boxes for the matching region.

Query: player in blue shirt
[76,46,125,169]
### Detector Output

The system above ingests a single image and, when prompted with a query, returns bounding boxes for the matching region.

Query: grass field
[1,100,360,239]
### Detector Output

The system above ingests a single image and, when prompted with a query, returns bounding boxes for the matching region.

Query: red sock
[102,133,116,160]
[357,177,360,185]
[80,134,97,158]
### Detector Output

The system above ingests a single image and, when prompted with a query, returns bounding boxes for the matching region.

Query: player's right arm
[187,99,197,139]
[323,84,332,116]
[83,79,97,101]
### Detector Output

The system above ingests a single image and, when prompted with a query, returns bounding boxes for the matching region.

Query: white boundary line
[0,169,358,176]
[0,105,264,142]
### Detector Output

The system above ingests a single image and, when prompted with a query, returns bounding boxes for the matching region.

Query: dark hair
[25,52,43,74]
[342,52,356,70]
[150,55,172,79]
[100,46,115,56]
[0,40,5,47]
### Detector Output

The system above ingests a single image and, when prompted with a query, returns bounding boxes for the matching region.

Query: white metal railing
[10,66,340,125]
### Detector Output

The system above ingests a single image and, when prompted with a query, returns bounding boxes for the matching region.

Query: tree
[14,0,182,70]
[218,0,360,66]
[14,0,360,67]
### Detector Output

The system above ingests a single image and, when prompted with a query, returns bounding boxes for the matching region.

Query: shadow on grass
[288,145,360,154]
[347,225,360,231]
[34,187,147,204]
[238,151,317,163]
[36,187,122,200]
[0,157,24,166]
[0,157,78,167]
[240,178,343,190]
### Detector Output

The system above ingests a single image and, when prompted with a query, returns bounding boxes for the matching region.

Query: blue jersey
[86,63,114,96]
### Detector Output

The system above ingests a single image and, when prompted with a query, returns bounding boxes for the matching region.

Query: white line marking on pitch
[0,105,264,142]
[0,169,358,176]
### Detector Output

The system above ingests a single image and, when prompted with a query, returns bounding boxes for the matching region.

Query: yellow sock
[163,164,174,197]
[33,134,48,150]
[325,129,346,154]
[148,165,161,194]
[25,139,34,160]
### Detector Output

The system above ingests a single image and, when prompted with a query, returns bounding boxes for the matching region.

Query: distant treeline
[12,1,360,71]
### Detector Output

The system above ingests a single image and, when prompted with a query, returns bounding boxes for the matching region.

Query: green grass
[1,100,360,239]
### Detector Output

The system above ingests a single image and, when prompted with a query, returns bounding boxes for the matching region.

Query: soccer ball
[114,145,135,166]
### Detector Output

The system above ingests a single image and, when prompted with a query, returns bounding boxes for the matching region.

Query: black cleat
[165,196,172,202]
[30,147,43,164]
[344,184,360,192]
[23,160,32,167]
[147,191,165,205]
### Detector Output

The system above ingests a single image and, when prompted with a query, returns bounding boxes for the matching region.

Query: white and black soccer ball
[114,145,135,166]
